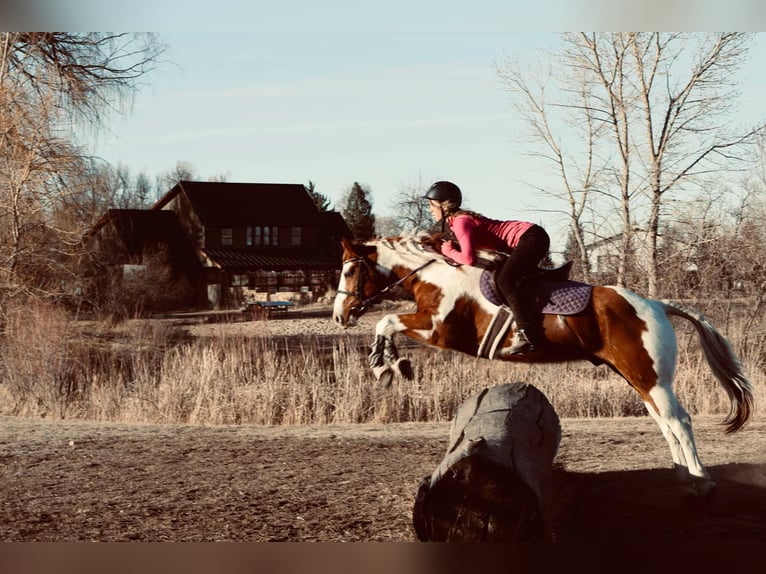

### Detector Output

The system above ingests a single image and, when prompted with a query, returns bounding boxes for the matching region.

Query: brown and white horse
[332,235,754,496]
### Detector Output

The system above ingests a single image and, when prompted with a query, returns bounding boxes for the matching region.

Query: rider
[424,180,550,354]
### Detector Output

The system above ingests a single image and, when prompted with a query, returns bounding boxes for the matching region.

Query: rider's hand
[441,239,458,252]
[441,242,462,266]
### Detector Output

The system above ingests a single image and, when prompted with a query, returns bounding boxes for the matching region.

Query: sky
[7,1,766,257]
[94,31,558,221]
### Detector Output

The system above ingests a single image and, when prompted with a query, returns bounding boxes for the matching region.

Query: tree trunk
[413,382,561,542]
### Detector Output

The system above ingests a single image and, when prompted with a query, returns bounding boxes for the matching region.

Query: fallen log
[413,381,561,542]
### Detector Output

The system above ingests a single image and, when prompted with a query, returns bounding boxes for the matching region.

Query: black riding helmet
[424,181,462,207]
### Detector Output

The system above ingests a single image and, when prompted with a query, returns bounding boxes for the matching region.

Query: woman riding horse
[333,234,753,497]
[424,180,550,354]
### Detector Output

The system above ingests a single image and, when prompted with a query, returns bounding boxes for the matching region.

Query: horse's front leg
[383,335,414,381]
[368,312,432,388]
[368,334,392,386]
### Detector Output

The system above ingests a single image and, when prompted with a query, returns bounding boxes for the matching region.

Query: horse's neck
[376,240,439,276]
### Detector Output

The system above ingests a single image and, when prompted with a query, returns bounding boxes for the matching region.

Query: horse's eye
[344,269,355,278]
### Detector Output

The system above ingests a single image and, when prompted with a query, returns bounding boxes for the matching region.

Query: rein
[338,256,436,317]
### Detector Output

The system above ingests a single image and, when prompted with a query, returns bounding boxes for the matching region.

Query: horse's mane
[371,233,452,265]
[370,232,500,269]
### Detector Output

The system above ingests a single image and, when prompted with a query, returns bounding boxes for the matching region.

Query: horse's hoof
[681,478,717,504]
[695,479,717,503]
[394,359,414,380]
[378,368,394,389]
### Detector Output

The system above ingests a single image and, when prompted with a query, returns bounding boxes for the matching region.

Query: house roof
[153,181,322,226]
[104,210,185,257]
[202,248,342,271]
[89,209,202,275]
[319,210,353,239]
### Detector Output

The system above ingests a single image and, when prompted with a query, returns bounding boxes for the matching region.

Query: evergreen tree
[305,180,332,212]
[341,182,376,240]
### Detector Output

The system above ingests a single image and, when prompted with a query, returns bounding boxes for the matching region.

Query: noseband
[338,256,435,318]
[337,256,369,311]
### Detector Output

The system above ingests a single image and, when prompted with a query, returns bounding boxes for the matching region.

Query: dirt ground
[0,414,764,542]
[1,303,765,542]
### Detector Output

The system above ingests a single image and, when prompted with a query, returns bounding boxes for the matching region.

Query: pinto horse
[332,234,754,495]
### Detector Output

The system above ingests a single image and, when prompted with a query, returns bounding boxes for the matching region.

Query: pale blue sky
[19,1,759,256]
[95,32,555,219]
[91,28,766,257]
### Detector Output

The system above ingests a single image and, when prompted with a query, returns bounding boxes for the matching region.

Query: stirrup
[509,330,534,355]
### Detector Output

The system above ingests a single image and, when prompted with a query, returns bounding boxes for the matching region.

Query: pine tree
[341,182,376,240]
[305,180,332,212]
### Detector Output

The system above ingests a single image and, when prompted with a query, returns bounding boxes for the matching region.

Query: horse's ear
[341,236,356,254]
[341,236,375,258]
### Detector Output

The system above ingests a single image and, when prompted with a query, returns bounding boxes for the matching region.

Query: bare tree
[0,33,164,307]
[1,33,164,124]
[660,180,766,354]
[499,33,765,296]
[134,171,153,208]
[0,87,84,301]
[625,33,762,295]
[497,61,605,282]
[387,176,440,235]
[154,160,196,196]
[572,33,637,286]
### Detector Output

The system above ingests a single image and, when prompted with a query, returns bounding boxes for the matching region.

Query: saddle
[479,259,591,316]
[476,259,592,359]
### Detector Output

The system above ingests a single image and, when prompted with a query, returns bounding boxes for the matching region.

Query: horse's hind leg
[601,291,716,498]
[645,383,716,499]
[643,401,689,469]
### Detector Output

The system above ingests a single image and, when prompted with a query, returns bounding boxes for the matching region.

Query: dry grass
[0,301,764,426]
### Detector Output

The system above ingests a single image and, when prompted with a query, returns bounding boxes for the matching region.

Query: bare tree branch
[497,32,764,296]
[0,33,165,308]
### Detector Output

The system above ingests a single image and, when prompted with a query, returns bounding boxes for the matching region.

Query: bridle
[337,255,436,318]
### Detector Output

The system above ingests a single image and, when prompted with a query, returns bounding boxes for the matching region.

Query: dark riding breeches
[495,225,550,331]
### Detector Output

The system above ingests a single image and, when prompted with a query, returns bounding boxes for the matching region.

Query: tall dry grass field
[0,301,763,426]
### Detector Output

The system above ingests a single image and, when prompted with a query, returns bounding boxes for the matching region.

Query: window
[255,226,279,246]
[290,226,302,246]
[246,226,253,246]
[221,227,233,246]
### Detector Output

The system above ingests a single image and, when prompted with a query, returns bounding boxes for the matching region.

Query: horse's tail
[660,300,754,433]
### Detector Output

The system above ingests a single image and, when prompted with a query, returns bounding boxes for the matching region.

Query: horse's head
[332,237,383,327]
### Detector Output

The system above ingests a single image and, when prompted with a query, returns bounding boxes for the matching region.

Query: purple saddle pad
[479,269,592,315]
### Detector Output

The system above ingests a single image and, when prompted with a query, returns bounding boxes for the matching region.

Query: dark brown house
[87,181,351,310]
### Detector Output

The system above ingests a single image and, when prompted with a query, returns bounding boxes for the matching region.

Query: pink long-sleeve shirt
[440,213,534,266]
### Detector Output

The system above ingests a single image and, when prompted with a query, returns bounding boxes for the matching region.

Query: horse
[331,234,754,497]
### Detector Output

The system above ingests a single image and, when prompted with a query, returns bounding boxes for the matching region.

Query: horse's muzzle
[332,303,357,327]
[333,312,358,327]
[332,293,361,327]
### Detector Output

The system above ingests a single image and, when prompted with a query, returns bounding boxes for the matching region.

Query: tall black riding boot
[503,282,537,355]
